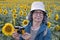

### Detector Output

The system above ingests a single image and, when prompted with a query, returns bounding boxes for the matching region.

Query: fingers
[22,32,31,40]
[12,33,20,40]
[12,33,18,37]
[12,29,20,40]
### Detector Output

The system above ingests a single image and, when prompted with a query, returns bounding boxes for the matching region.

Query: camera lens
[17,28,25,34]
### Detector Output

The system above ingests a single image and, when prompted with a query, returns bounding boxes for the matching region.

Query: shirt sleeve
[19,34,25,40]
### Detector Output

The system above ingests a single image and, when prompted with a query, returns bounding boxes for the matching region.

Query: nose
[37,13,40,16]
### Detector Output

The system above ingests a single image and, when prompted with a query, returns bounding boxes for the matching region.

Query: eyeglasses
[33,11,43,16]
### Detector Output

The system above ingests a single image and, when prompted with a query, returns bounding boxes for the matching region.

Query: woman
[12,2,51,40]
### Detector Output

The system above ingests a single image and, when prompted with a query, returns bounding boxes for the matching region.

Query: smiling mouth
[36,17,40,18]
[36,18,40,19]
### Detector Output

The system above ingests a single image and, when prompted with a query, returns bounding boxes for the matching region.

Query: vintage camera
[15,26,25,34]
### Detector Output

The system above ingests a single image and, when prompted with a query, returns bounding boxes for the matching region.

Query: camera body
[15,26,25,34]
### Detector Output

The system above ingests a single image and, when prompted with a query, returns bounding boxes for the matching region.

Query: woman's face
[32,10,44,22]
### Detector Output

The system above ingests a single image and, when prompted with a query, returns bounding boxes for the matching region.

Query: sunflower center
[20,12,23,15]
[24,21,27,25]
[13,10,15,12]
[5,25,12,33]
[14,14,16,17]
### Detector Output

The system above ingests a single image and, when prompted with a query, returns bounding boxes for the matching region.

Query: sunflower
[57,6,60,10]
[3,9,8,15]
[48,13,51,18]
[12,8,17,14]
[46,5,50,10]
[55,14,59,21]
[12,14,17,18]
[55,25,60,31]
[49,9,52,13]
[19,10,23,16]
[2,23,15,36]
[0,8,3,14]
[22,20,29,27]
[53,4,56,8]
[23,12,27,16]
[20,4,24,8]
[47,22,51,28]
[24,6,27,11]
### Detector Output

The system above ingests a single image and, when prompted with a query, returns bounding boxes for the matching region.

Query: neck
[32,21,42,27]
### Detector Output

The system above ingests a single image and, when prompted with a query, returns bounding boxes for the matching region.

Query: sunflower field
[0,0,60,40]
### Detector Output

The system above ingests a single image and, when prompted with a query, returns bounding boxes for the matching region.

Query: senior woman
[12,2,51,40]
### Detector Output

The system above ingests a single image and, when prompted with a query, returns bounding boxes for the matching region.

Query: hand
[22,32,31,40]
[12,29,20,40]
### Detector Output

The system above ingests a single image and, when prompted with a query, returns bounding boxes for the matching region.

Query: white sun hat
[30,2,46,12]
